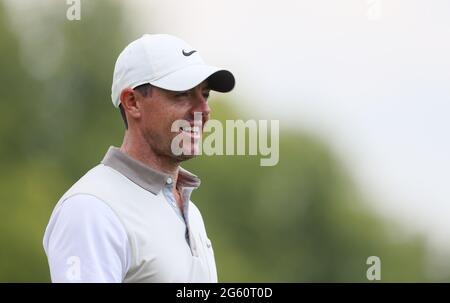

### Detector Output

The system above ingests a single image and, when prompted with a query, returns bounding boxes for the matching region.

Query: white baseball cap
[111,34,235,107]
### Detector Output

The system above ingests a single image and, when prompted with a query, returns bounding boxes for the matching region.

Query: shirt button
[166,177,173,185]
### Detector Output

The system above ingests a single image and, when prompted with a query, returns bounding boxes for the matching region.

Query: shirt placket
[162,178,194,249]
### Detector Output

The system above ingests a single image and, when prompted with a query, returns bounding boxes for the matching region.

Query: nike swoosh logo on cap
[182,49,197,56]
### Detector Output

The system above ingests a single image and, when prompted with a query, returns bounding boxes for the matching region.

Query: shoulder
[66,164,125,191]
[58,164,135,207]
[55,193,119,222]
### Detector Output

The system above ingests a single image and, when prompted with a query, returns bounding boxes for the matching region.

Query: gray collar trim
[101,146,200,195]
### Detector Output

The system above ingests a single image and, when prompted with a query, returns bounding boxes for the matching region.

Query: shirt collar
[101,146,201,195]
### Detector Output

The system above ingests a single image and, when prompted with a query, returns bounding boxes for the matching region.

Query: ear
[120,88,141,119]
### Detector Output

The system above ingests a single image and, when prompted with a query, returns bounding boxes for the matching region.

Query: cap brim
[149,65,235,93]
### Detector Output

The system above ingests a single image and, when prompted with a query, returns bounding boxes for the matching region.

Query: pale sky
[126,0,450,250]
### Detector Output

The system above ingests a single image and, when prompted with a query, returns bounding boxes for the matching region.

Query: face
[135,81,211,163]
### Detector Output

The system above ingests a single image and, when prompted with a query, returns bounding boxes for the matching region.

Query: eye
[203,92,210,100]
[175,92,189,98]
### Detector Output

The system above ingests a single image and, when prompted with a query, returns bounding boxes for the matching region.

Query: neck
[120,130,180,185]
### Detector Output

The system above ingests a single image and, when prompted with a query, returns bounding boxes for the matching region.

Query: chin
[173,153,197,162]
[170,141,201,162]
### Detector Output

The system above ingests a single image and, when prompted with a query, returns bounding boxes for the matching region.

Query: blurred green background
[0,0,445,282]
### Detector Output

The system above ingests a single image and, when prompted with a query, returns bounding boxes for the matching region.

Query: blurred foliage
[0,0,431,282]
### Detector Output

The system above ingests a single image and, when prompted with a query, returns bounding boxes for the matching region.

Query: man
[43,34,235,282]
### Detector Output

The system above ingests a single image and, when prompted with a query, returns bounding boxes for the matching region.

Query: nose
[191,92,211,119]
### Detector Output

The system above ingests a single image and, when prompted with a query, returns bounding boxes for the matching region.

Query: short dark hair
[119,103,128,129]
[134,83,153,97]
[118,84,153,130]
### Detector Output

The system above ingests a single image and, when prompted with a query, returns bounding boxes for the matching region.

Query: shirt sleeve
[43,194,131,283]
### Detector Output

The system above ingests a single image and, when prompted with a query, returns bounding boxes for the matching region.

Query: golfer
[43,34,235,282]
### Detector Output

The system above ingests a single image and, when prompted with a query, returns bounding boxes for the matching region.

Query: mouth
[179,126,201,138]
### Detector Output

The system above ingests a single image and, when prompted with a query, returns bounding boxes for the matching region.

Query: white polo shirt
[43,147,217,283]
